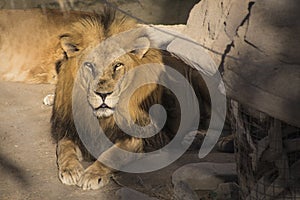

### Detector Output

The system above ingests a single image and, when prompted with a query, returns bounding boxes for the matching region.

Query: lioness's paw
[43,94,55,106]
[58,160,84,186]
[77,164,111,190]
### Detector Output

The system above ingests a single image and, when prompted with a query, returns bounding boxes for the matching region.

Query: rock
[184,0,250,64]
[223,0,300,127]
[214,182,239,200]
[116,187,158,200]
[172,162,237,191]
[184,0,300,126]
[173,181,199,200]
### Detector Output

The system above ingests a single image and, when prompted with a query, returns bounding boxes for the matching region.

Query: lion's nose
[95,91,112,101]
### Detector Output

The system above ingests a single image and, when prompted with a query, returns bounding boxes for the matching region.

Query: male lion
[51,9,211,190]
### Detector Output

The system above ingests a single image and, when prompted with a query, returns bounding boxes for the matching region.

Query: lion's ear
[130,37,150,59]
[60,34,81,58]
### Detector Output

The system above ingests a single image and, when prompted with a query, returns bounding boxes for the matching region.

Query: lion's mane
[52,9,163,158]
[51,9,210,159]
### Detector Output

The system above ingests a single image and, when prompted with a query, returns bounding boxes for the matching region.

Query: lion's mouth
[96,103,113,110]
[92,103,116,118]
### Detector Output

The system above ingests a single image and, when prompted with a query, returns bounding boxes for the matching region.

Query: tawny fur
[0,9,88,83]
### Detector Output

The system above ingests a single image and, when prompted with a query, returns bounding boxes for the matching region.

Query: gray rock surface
[184,0,300,127]
[184,0,250,65]
[172,162,237,191]
[173,181,199,200]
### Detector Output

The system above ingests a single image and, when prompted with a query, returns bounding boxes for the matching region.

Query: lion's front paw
[58,160,84,186]
[77,162,111,190]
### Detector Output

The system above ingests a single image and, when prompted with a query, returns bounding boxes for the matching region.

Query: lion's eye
[113,62,124,72]
[84,62,95,73]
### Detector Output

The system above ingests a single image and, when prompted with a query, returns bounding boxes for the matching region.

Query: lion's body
[51,11,141,157]
[0,9,86,83]
[50,9,211,190]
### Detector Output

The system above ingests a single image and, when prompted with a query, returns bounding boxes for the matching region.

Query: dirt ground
[0,81,234,199]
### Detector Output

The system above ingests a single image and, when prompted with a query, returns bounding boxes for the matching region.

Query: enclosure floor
[0,81,234,199]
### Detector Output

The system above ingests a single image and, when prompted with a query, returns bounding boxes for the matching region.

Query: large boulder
[172,162,237,191]
[185,0,300,127]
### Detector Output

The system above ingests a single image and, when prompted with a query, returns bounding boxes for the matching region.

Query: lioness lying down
[0,8,89,84]
[50,9,212,190]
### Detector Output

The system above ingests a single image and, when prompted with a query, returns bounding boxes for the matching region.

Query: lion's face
[59,21,159,120]
[85,36,151,118]
[86,54,132,118]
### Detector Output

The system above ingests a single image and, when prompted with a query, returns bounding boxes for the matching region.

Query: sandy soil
[0,81,234,199]
[0,82,119,199]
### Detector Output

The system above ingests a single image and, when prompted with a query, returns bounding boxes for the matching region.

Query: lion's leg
[77,138,143,190]
[57,138,84,185]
